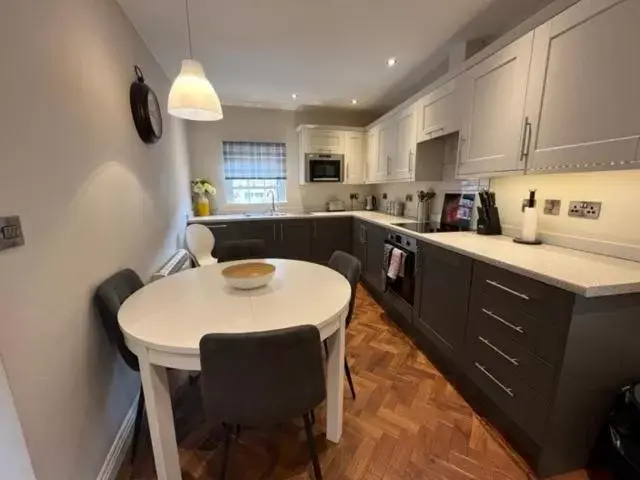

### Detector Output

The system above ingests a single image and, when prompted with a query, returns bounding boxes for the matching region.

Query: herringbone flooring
[118,286,592,480]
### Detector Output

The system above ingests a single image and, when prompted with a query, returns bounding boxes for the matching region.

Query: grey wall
[0,0,191,478]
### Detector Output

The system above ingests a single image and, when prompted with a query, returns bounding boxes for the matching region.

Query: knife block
[476,206,502,235]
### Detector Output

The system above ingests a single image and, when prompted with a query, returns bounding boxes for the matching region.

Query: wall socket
[568,201,602,219]
[0,216,25,251]
[544,199,561,216]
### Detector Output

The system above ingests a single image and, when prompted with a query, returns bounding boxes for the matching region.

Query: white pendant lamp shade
[168,59,223,121]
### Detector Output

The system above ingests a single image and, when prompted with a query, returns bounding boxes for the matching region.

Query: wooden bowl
[221,262,276,290]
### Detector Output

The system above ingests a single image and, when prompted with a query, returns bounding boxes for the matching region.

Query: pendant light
[168,0,223,121]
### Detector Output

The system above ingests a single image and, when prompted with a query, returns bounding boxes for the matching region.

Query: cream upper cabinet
[301,128,345,154]
[457,31,534,177]
[376,118,397,181]
[416,80,459,143]
[524,0,640,173]
[365,127,379,183]
[394,106,417,181]
[344,131,365,184]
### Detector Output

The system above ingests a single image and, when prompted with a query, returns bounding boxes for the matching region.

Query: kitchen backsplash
[492,170,640,261]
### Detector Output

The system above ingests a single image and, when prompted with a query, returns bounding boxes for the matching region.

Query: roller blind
[223,141,287,180]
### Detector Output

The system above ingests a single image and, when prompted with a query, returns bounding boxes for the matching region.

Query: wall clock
[130,65,163,144]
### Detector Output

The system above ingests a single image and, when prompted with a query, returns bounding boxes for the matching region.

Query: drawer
[473,261,575,322]
[469,292,568,366]
[466,319,556,399]
[466,348,549,442]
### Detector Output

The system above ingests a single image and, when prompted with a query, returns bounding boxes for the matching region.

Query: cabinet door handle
[387,155,391,175]
[280,223,284,241]
[520,117,532,163]
[273,225,276,241]
[474,363,514,397]
[210,224,228,229]
[478,336,519,366]
[313,222,316,239]
[408,150,413,173]
[486,280,530,300]
[482,308,524,334]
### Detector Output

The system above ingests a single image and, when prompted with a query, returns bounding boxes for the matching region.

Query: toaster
[327,200,346,212]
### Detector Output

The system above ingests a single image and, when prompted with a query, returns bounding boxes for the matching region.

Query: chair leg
[344,360,356,400]
[130,385,145,465]
[220,424,233,480]
[303,412,323,480]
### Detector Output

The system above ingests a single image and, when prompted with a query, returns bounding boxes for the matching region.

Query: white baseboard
[97,393,139,480]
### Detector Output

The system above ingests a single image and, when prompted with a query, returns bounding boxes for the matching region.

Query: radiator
[150,249,191,282]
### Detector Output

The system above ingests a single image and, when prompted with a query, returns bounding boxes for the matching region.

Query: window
[223,141,287,204]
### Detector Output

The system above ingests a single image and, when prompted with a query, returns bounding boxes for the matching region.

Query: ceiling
[116,0,550,112]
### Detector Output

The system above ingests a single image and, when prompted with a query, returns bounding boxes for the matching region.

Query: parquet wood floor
[117,285,592,480]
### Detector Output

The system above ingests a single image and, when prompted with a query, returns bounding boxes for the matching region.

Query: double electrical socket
[568,201,602,219]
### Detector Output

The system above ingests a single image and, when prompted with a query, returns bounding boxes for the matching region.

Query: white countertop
[190,211,640,298]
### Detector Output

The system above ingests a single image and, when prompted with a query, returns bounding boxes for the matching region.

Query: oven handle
[384,240,416,255]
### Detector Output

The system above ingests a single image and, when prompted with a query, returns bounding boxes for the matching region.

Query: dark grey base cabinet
[201,216,351,264]
[311,217,352,264]
[410,239,640,478]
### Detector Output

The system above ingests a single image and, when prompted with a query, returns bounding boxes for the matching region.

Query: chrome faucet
[267,189,278,214]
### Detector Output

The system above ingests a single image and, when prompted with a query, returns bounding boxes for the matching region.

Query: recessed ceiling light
[387,57,397,67]
[292,93,298,100]
[351,98,358,105]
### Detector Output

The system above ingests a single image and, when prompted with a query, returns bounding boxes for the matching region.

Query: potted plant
[192,178,216,216]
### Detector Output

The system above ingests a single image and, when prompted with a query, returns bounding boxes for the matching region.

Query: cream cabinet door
[525,0,640,173]
[457,31,534,177]
[376,119,397,181]
[304,129,345,154]
[365,128,379,183]
[344,132,365,184]
[394,106,417,181]
[416,80,459,143]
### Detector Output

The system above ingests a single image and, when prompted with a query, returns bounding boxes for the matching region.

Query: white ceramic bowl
[221,262,276,290]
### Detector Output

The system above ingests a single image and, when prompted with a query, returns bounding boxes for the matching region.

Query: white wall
[188,106,376,212]
[0,0,191,478]
[492,170,640,261]
[0,358,36,480]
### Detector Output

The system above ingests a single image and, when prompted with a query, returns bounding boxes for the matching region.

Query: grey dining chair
[199,325,325,480]
[327,250,361,400]
[217,239,267,263]
[93,268,146,466]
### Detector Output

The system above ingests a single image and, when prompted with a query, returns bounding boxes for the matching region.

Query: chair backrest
[217,239,267,263]
[93,269,144,371]
[328,251,361,328]
[186,224,215,264]
[199,325,325,426]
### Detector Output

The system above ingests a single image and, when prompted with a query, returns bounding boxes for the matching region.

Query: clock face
[130,69,163,145]
[147,90,162,138]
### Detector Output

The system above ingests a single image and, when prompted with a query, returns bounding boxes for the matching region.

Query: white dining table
[118,258,350,480]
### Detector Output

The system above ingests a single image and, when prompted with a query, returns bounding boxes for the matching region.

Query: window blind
[223,141,287,180]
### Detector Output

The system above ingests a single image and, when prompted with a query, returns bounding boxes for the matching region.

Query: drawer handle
[475,362,514,397]
[486,280,530,300]
[482,309,525,334]
[478,336,519,367]
[210,224,228,229]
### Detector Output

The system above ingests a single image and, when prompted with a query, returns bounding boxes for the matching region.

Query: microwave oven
[305,153,343,183]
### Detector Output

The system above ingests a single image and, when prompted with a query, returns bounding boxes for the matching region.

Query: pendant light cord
[185,0,193,59]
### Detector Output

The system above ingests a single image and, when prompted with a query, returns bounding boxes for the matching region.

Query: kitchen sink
[242,211,294,218]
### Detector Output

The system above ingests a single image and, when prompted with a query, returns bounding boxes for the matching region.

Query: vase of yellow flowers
[192,178,217,216]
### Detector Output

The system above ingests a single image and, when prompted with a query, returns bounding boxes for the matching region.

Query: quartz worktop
[190,211,640,298]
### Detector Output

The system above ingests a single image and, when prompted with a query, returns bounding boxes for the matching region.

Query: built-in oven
[305,153,343,182]
[384,231,417,324]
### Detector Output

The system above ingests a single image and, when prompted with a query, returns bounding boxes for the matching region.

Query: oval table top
[119,259,351,355]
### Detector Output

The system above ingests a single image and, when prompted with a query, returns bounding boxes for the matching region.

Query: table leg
[138,349,182,480]
[325,316,345,443]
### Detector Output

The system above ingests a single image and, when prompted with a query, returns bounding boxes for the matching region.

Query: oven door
[384,241,416,306]
[306,155,343,182]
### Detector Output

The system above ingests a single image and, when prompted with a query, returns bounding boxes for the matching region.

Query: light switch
[0,216,25,250]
